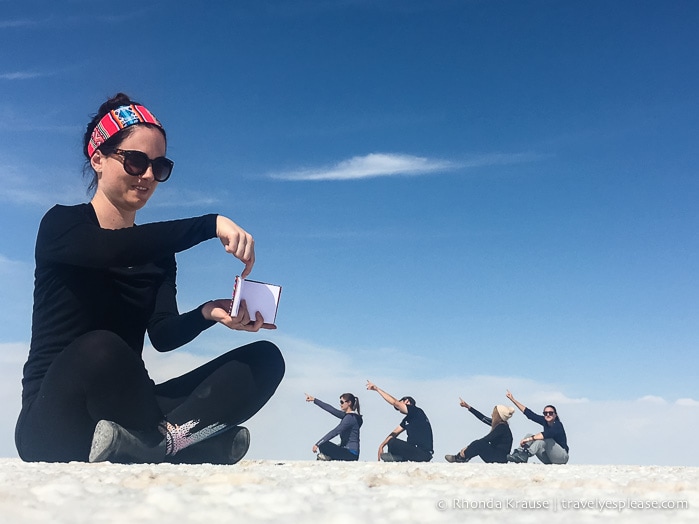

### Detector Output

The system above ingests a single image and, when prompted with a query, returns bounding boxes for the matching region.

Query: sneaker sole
[89,420,118,463]
[229,427,250,464]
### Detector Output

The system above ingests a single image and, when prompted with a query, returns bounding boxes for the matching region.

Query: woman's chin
[130,190,154,208]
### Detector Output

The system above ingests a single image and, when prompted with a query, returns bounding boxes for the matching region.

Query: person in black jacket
[445,398,514,463]
[506,390,569,464]
[306,393,362,461]
[14,93,284,465]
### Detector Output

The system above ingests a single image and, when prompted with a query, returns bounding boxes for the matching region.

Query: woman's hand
[305,393,315,402]
[506,389,527,413]
[216,215,255,278]
[459,397,471,409]
[520,436,534,447]
[202,299,276,331]
[312,445,319,454]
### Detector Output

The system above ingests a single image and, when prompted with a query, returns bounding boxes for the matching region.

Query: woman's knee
[65,330,142,378]
[242,340,285,386]
[258,340,285,378]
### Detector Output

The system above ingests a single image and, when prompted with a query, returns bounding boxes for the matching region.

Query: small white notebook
[228,276,282,324]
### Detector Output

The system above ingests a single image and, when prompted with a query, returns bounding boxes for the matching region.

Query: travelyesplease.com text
[435,498,689,512]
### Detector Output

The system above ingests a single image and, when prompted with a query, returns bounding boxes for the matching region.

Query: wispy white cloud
[271,153,454,181]
[0,13,142,30]
[0,71,47,80]
[0,61,91,84]
[269,152,541,181]
[0,18,38,29]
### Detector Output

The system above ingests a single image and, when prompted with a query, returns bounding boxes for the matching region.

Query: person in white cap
[444,399,514,463]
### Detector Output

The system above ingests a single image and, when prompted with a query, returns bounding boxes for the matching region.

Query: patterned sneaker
[89,420,165,464]
[167,426,251,465]
[445,453,470,463]
[316,452,331,461]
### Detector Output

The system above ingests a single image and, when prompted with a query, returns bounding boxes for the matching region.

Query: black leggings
[15,330,285,462]
[318,441,359,461]
[387,439,433,462]
[462,438,508,463]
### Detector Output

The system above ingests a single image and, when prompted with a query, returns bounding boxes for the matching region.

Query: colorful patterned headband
[87,104,162,157]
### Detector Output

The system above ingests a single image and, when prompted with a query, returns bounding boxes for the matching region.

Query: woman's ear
[90,151,105,174]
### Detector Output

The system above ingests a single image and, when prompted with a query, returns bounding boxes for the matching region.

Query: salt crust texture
[1,459,697,523]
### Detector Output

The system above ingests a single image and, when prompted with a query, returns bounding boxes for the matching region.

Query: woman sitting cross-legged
[306,393,362,461]
[505,390,569,464]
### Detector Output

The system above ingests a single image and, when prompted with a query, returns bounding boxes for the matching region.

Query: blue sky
[1,1,698,465]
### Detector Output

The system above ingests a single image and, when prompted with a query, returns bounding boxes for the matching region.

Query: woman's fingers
[217,215,256,276]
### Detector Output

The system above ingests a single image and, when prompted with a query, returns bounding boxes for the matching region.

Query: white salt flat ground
[0,458,697,523]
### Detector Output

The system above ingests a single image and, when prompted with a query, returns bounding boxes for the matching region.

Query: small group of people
[307,384,569,465]
[306,381,433,462]
[444,390,569,465]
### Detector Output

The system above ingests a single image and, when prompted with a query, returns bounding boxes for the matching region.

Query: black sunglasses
[112,149,174,182]
[543,411,556,416]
